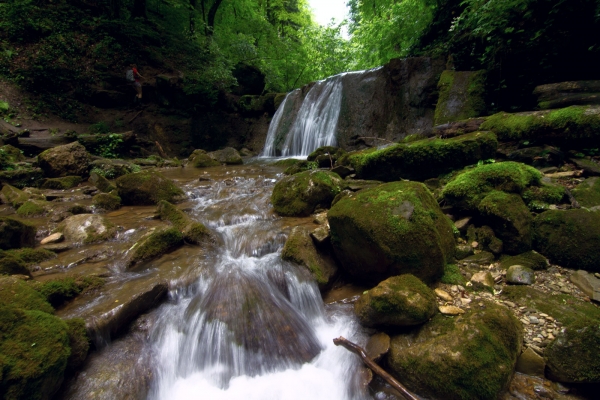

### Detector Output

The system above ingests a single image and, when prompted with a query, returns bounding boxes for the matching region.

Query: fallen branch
[544,170,584,178]
[155,141,168,159]
[333,336,419,400]
[128,110,143,123]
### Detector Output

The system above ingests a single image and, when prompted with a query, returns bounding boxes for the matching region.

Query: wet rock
[42,243,72,252]
[1,183,31,207]
[434,288,453,302]
[156,200,212,245]
[40,176,83,190]
[454,216,471,232]
[16,199,49,217]
[499,250,549,271]
[506,265,535,285]
[454,244,474,260]
[92,193,122,211]
[515,347,545,378]
[338,131,497,182]
[88,172,116,193]
[37,141,90,178]
[188,149,221,168]
[0,217,35,250]
[461,251,495,265]
[307,146,346,168]
[533,208,600,272]
[331,165,354,179]
[569,270,600,301]
[434,70,486,125]
[388,301,522,400]
[41,232,64,245]
[470,271,495,290]
[329,181,455,284]
[310,225,330,246]
[116,171,185,205]
[89,158,140,179]
[281,226,337,290]
[208,147,243,165]
[571,176,600,207]
[354,274,437,327]
[365,332,391,361]
[546,323,600,383]
[0,167,45,189]
[126,227,184,268]
[57,214,117,244]
[271,170,342,217]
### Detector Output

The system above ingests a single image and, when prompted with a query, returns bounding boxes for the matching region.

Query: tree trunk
[206,0,224,35]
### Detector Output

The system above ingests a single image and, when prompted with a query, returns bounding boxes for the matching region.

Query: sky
[307,0,350,26]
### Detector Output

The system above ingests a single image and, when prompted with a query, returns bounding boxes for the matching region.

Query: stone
[207,147,243,165]
[92,193,122,211]
[88,158,139,179]
[156,200,212,245]
[331,165,354,179]
[506,265,536,285]
[471,271,495,290]
[116,171,185,206]
[365,332,391,361]
[88,172,116,193]
[281,226,337,290]
[57,214,117,244]
[1,184,31,208]
[515,347,546,378]
[388,301,522,400]
[533,81,600,109]
[454,216,471,232]
[570,158,600,176]
[40,176,83,190]
[570,270,600,301]
[438,305,465,315]
[434,70,487,125]
[40,232,64,245]
[434,288,453,302]
[461,251,495,265]
[546,323,600,383]
[571,176,600,207]
[328,181,455,284]
[310,225,330,246]
[354,274,437,327]
[499,251,549,271]
[126,228,184,268]
[37,141,90,178]
[0,217,35,250]
[271,170,342,217]
[454,244,473,260]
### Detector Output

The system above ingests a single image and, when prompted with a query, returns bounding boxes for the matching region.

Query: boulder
[156,200,212,245]
[92,193,121,211]
[515,347,545,378]
[208,147,243,165]
[533,209,600,272]
[281,226,337,290]
[365,332,390,361]
[571,176,600,207]
[16,199,49,217]
[283,160,318,175]
[546,322,600,383]
[188,149,220,168]
[533,80,600,109]
[307,146,346,168]
[328,181,455,284]
[88,172,116,193]
[570,157,600,176]
[40,176,82,190]
[354,274,437,327]
[0,217,35,250]
[337,131,497,182]
[0,251,31,276]
[89,158,140,179]
[499,251,548,271]
[37,141,90,178]
[1,184,31,208]
[569,270,600,301]
[387,301,522,400]
[115,171,184,205]
[434,70,486,125]
[126,227,184,268]
[506,265,535,285]
[271,170,342,217]
[521,183,566,211]
[0,168,45,189]
[57,214,117,244]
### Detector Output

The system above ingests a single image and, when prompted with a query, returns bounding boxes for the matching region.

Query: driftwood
[154,141,168,159]
[544,170,584,178]
[128,110,143,123]
[333,336,419,400]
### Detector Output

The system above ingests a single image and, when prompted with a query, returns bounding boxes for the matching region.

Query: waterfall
[261,75,344,158]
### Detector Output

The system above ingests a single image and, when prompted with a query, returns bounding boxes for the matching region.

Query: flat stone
[462,251,494,265]
[506,265,536,285]
[365,332,391,361]
[310,225,330,245]
[41,243,72,252]
[40,232,64,245]
[570,270,600,301]
[455,244,474,260]
[529,316,540,324]
[454,217,471,232]
[434,288,453,302]
[471,271,495,289]
[313,212,328,225]
[516,347,546,378]
[439,305,465,315]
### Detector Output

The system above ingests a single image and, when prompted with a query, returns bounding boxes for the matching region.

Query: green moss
[5,248,55,265]
[283,160,318,175]
[156,200,211,244]
[128,228,184,267]
[499,251,548,271]
[188,149,221,168]
[338,131,498,182]
[442,161,542,210]
[183,223,212,244]
[92,193,121,211]
[271,170,342,216]
[0,252,30,276]
[16,200,47,217]
[115,171,184,205]
[1,184,30,208]
[571,177,600,207]
[480,105,600,145]
[0,145,25,163]
[522,184,566,211]
[0,218,35,250]
[272,158,301,167]
[40,176,82,190]
[33,276,104,308]
[434,70,486,125]
[64,318,89,371]
[441,264,466,284]
[0,276,53,313]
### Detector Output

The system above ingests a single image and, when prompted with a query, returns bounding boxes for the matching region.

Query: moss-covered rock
[0,218,35,250]
[57,214,116,244]
[466,225,503,255]
[477,191,533,254]
[0,144,25,164]
[36,276,104,308]
[188,149,221,168]
[88,171,116,193]
[5,248,55,266]
[571,176,600,207]
[441,263,466,285]
[328,181,455,284]
[156,200,212,244]
[0,252,30,276]
[442,161,542,211]
[92,193,121,211]
[271,170,342,217]
[354,274,437,327]
[283,160,318,175]
[0,168,45,189]
[40,176,82,190]
[126,227,184,268]
[115,171,184,205]
[208,147,243,165]
[307,146,346,168]
[434,70,487,125]
[37,141,90,178]
[337,131,497,182]
[499,251,548,271]
[387,301,522,400]
[479,105,600,147]
[533,209,600,272]
[522,183,567,211]
[0,276,54,313]
[1,184,30,208]
[89,158,140,179]
[64,318,89,371]
[281,226,337,290]
[16,199,48,217]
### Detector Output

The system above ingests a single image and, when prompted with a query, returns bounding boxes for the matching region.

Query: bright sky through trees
[308,0,350,26]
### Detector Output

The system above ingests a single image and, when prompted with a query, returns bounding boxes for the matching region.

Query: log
[333,336,419,400]
[128,110,143,123]
[544,170,584,178]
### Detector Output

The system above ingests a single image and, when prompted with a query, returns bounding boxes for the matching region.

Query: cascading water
[146,167,370,400]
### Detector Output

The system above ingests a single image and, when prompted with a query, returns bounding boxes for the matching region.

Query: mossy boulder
[188,149,220,168]
[479,105,600,147]
[126,227,184,268]
[477,191,533,254]
[337,131,497,182]
[442,161,542,211]
[89,158,140,179]
[57,214,116,244]
[434,70,487,125]
[1,184,30,208]
[88,172,116,193]
[36,276,104,308]
[328,181,455,284]
[37,141,90,178]
[387,301,522,400]
[64,318,89,371]
[271,170,342,217]
[0,218,35,250]
[354,274,437,327]
[533,209,600,272]
[307,146,346,168]
[0,276,54,313]
[115,171,184,205]
[16,200,48,217]
[0,168,45,189]
[466,225,503,255]
[0,144,25,164]
[40,176,82,190]
[208,147,243,165]
[571,177,600,207]
[281,226,337,290]
[522,183,567,211]
[499,251,548,271]
[283,160,318,175]
[92,193,121,211]
[0,252,30,276]
[156,200,212,245]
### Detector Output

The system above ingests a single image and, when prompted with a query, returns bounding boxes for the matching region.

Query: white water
[147,171,369,400]
[261,94,292,158]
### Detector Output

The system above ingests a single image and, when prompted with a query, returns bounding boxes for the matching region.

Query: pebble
[529,316,540,324]
[521,318,530,325]
[504,301,516,308]
[434,288,454,302]
[439,305,465,315]
[461,298,472,306]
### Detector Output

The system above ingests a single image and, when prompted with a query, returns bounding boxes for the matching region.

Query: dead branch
[128,110,143,124]
[154,141,168,159]
[333,336,419,400]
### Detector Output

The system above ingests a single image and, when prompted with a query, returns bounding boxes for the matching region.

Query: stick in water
[333,336,419,400]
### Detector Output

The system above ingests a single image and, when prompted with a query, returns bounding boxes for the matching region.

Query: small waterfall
[261,75,344,158]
